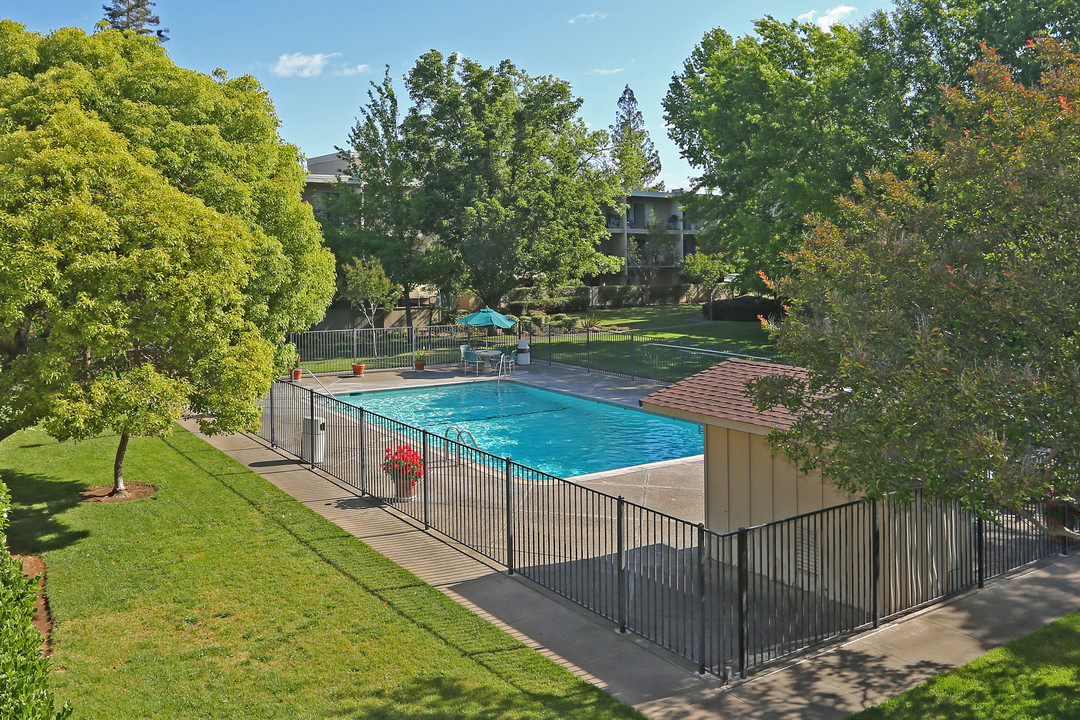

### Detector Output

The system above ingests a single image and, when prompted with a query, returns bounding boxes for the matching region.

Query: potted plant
[291,355,303,382]
[352,361,366,376]
[382,444,424,500]
[413,350,427,371]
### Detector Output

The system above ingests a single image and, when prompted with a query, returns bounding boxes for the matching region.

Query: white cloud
[340,64,371,77]
[272,51,341,78]
[588,67,625,76]
[797,5,857,30]
[818,5,856,28]
[569,11,607,24]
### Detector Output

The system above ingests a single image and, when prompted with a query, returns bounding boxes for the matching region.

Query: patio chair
[462,348,485,375]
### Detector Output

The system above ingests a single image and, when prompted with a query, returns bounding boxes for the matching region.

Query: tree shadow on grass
[324,673,636,720]
[2,469,90,554]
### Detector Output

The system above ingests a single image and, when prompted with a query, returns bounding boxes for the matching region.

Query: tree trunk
[403,286,414,329]
[706,289,714,321]
[111,432,130,496]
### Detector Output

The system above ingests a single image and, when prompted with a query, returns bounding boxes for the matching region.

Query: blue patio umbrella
[456,308,517,329]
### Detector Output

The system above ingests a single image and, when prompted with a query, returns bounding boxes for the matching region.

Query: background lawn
[2,427,644,720]
[852,609,1080,720]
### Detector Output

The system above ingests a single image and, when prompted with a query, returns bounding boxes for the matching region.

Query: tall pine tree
[610,85,663,191]
[102,0,168,42]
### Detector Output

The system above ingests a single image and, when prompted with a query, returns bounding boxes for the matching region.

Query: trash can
[301,416,326,463]
[516,338,531,365]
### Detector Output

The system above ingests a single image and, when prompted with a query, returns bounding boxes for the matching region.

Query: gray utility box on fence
[516,338,531,365]
[301,416,326,463]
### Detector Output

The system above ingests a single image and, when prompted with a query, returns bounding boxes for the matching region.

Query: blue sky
[10,0,891,189]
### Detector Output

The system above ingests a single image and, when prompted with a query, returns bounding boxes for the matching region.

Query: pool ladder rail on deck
[294,367,335,396]
[444,425,478,464]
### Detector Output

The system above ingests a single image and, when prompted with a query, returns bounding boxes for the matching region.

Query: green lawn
[570,304,773,350]
[2,427,643,720]
[852,610,1080,719]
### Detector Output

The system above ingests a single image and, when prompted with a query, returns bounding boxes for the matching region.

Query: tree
[401,51,623,308]
[101,0,168,42]
[682,252,732,320]
[340,256,400,330]
[324,68,438,329]
[665,3,1080,291]
[665,19,892,291]
[611,85,663,192]
[0,22,335,494]
[751,41,1080,538]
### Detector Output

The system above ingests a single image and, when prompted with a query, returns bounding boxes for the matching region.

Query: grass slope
[2,427,643,720]
[852,610,1080,719]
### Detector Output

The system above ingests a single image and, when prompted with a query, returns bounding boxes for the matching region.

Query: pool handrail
[295,367,334,396]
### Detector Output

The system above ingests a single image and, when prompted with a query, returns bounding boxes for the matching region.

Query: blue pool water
[335,382,702,478]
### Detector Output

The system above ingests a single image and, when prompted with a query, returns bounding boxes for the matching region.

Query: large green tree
[664,18,893,290]
[751,41,1080,537]
[322,69,436,328]
[402,51,622,308]
[0,22,335,493]
[665,2,1080,291]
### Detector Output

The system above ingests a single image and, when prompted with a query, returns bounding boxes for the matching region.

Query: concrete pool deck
[293,363,706,523]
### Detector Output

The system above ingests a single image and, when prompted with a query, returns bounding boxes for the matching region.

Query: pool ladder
[444,425,478,464]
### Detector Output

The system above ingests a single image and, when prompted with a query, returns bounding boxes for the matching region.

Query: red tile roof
[641,358,806,431]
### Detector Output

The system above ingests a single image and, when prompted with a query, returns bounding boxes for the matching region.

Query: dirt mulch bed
[16,555,51,655]
[79,482,156,503]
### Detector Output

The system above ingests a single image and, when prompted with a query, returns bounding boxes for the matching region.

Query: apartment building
[593,189,699,286]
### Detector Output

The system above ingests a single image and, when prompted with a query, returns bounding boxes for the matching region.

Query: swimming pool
[335,381,702,478]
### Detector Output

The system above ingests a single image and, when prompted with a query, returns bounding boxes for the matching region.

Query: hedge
[0,479,70,720]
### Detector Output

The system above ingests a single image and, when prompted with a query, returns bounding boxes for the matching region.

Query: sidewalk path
[185,422,1080,719]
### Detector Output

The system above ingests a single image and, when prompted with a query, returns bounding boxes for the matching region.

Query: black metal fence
[258,380,1075,680]
[290,325,779,384]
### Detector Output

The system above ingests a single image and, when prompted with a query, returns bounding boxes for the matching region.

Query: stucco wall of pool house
[289,363,706,523]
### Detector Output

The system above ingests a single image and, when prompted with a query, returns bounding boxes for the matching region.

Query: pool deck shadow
[191,365,1080,718]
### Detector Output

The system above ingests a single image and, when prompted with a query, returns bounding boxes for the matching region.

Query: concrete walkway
[187,404,1080,719]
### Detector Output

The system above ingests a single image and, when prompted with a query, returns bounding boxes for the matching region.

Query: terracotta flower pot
[352,363,365,376]
[414,360,426,371]
[291,368,303,381]
[394,476,417,500]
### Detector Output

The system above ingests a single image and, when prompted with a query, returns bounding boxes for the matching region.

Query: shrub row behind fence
[259,380,1074,680]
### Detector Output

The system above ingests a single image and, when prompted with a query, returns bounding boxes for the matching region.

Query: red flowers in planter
[382,445,424,486]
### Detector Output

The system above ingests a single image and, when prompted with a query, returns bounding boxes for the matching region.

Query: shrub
[0,481,70,719]
[559,316,579,331]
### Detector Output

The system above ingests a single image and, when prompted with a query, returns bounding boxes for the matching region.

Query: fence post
[630,333,635,381]
[586,328,591,373]
[308,389,316,469]
[548,324,553,366]
[737,527,748,679]
[268,382,276,448]
[617,496,627,633]
[697,522,707,674]
[353,327,358,364]
[871,500,880,628]
[976,512,985,589]
[422,430,430,530]
[505,457,515,575]
[680,338,686,380]
[359,407,366,493]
